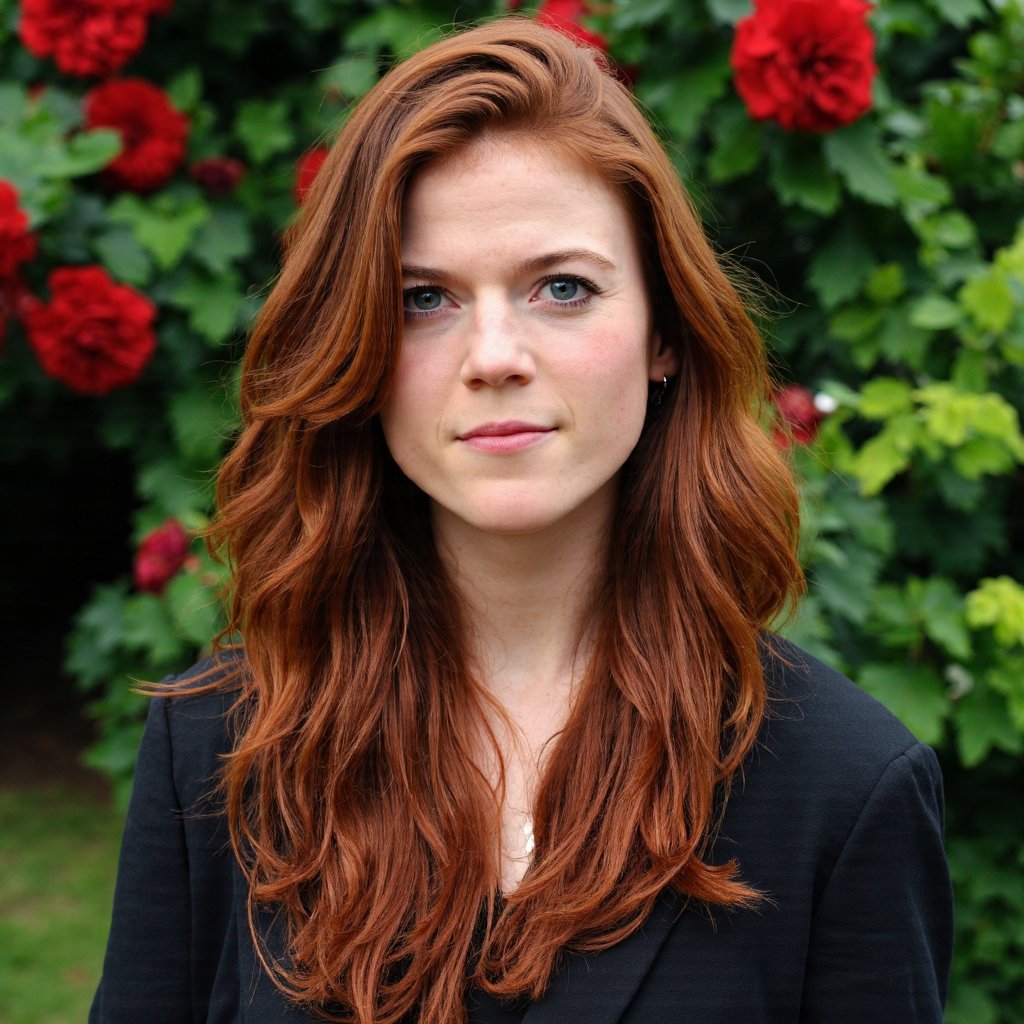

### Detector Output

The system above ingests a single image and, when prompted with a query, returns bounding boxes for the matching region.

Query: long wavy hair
[193,17,802,1024]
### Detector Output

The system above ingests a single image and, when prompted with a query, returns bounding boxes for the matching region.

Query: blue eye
[405,287,444,312]
[547,278,580,301]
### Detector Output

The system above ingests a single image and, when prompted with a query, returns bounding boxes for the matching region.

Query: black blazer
[90,640,953,1023]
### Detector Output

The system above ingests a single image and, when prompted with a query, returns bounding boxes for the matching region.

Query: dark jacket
[90,640,953,1023]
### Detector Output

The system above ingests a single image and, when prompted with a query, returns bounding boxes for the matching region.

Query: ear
[647,332,679,381]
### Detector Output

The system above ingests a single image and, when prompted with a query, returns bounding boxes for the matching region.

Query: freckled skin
[379,137,678,543]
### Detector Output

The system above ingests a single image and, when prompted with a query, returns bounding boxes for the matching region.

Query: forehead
[400,135,639,257]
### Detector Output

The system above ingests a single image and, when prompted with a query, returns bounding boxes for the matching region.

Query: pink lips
[457,421,554,453]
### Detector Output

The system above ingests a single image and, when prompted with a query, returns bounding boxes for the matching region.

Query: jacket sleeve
[90,696,194,1023]
[799,742,953,1023]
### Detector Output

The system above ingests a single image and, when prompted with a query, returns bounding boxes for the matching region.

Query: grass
[0,786,123,1024]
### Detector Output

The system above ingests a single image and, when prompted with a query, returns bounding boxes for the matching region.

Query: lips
[457,420,554,453]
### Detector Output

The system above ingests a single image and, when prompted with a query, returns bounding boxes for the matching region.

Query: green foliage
[3,0,1024,1016]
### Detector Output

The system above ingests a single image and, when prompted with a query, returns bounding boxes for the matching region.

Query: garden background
[1,0,1022,1020]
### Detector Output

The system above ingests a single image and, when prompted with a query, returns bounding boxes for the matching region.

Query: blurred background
[1,0,1023,1020]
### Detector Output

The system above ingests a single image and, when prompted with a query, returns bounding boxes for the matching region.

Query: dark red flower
[294,147,329,204]
[189,156,246,197]
[24,265,156,395]
[146,0,173,14]
[774,384,825,447]
[537,0,607,52]
[84,78,189,192]
[0,182,37,280]
[18,0,150,79]
[731,0,876,133]
[134,518,190,594]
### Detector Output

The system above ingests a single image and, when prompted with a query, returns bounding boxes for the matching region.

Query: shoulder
[143,649,248,809]
[720,636,944,884]
[758,634,925,780]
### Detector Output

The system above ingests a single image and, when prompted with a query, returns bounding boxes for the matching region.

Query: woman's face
[380,135,677,541]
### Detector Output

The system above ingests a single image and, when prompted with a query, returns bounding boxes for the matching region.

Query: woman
[91,18,952,1024]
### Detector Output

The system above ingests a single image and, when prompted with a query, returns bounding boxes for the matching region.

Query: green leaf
[959,272,1014,334]
[851,430,912,495]
[319,55,380,99]
[951,437,1015,479]
[706,101,761,183]
[92,226,154,287]
[864,262,906,304]
[137,459,211,516]
[121,594,189,664]
[954,682,1023,767]
[909,294,963,330]
[807,222,874,307]
[706,0,752,23]
[166,67,203,112]
[891,164,952,217]
[659,49,731,144]
[769,138,841,215]
[823,122,898,207]
[829,304,883,343]
[234,100,295,165]
[167,380,235,467]
[928,0,986,28]
[170,269,245,345]
[858,663,949,744]
[928,209,976,249]
[39,129,122,178]
[915,577,971,659]
[966,577,1024,647]
[859,378,914,419]
[988,655,1024,732]
[108,194,211,271]
[191,207,253,275]
[165,572,222,648]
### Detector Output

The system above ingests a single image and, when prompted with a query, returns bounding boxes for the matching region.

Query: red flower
[0,182,37,280]
[731,0,876,133]
[294,147,329,204]
[24,265,156,395]
[537,0,607,52]
[146,0,173,13]
[84,78,189,192]
[190,156,246,197]
[774,384,825,447]
[18,0,150,79]
[134,518,190,594]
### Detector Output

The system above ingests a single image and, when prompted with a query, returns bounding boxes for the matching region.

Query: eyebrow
[401,248,617,282]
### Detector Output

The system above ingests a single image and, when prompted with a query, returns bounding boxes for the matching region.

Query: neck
[433,505,610,705]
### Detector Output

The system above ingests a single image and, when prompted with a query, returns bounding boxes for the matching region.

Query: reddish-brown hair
[196,17,802,1023]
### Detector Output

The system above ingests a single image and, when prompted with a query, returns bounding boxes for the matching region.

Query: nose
[459,300,535,389]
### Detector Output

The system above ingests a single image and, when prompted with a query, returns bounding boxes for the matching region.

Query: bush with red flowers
[84,78,189,192]
[293,146,329,204]
[24,265,156,394]
[18,0,151,79]
[730,0,876,133]
[134,518,191,594]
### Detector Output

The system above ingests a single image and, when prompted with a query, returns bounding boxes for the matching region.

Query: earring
[652,375,669,407]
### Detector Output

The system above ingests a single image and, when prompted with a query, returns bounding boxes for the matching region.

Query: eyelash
[401,274,603,321]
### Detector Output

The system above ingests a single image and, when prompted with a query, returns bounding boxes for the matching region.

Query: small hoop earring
[652,375,669,407]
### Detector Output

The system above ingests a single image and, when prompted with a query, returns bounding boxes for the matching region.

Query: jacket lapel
[523,890,681,1024]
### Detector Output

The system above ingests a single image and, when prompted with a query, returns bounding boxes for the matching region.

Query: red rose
[0,181,37,280]
[18,0,150,79]
[774,384,825,447]
[134,518,190,594]
[147,0,173,13]
[190,156,246,197]
[731,0,876,133]
[84,78,189,192]
[294,146,329,204]
[537,0,607,52]
[24,265,157,395]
